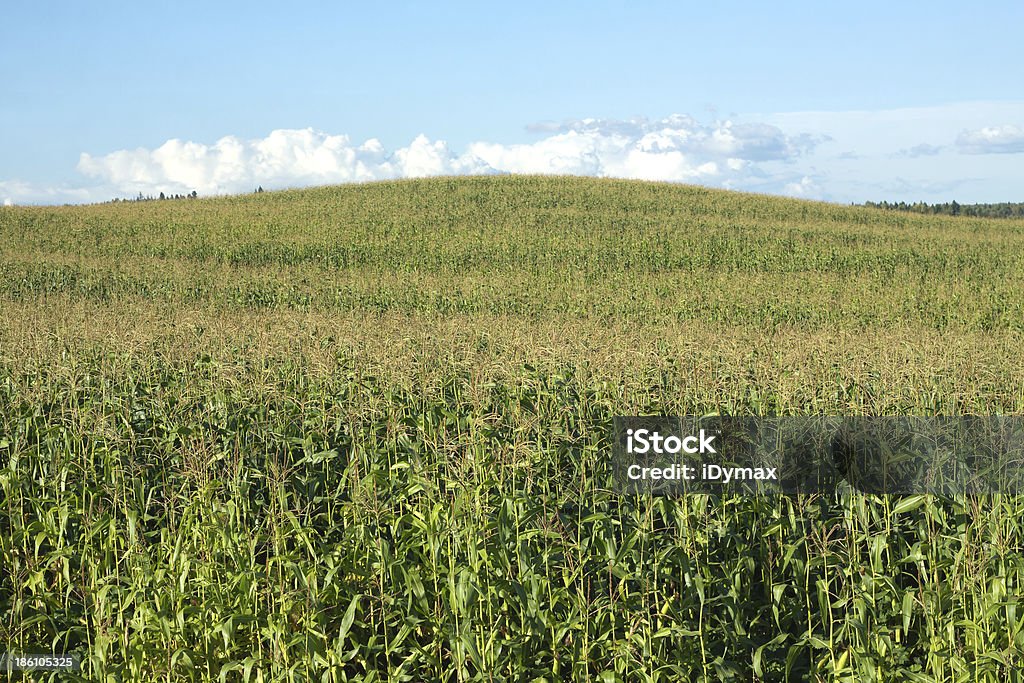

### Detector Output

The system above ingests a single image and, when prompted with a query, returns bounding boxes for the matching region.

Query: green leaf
[339,594,361,641]
[892,495,927,515]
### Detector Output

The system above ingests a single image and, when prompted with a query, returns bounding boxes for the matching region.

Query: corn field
[1,176,1023,681]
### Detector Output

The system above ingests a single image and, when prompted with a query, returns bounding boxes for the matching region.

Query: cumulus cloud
[0,116,824,204]
[70,117,821,200]
[9,102,1024,206]
[76,129,498,197]
[956,125,1024,154]
[509,115,820,166]
[782,175,824,198]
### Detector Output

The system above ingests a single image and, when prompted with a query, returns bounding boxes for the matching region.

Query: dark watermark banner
[612,417,1024,495]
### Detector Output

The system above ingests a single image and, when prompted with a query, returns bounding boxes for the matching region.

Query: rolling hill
[2,176,1023,680]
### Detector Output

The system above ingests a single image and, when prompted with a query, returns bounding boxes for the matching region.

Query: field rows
[2,177,1024,680]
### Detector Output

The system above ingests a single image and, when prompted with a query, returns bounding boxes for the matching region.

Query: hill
[3,176,1023,330]
[2,176,1024,680]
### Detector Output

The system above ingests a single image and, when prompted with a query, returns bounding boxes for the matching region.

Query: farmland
[2,175,1024,681]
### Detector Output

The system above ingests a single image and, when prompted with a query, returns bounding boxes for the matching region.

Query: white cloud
[484,116,819,176]
[2,198,12,207]
[782,175,823,198]
[74,129,502,198]
[10,102,1024,205]
[391,134,493,177]
[67,117,820,201]
[956,125,1024,154]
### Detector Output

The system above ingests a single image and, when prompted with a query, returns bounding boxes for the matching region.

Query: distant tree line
[106,187,266,203]
[862,200,1024,219]
[108,191,198,203]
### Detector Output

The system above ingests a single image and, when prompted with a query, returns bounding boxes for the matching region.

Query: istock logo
[625,428,717,455]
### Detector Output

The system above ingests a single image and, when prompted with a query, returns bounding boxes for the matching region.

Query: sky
[2,1,1023,206]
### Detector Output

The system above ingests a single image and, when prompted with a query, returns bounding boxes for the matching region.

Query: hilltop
[3,175,1022,332]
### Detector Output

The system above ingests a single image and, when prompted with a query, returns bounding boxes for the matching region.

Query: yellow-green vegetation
[1,176,1023,681]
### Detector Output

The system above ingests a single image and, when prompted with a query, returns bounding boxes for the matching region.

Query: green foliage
[1,176,1023,681]
[864,199,1024,219]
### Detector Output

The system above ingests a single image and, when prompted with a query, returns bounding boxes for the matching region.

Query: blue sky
[2,1,1022,205]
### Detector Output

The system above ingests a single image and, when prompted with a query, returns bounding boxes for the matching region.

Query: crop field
[2,175,1024,681]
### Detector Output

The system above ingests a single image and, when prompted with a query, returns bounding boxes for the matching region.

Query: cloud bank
[4,104,1022,206]
[65,116,820,202]
[75,131,495,198]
